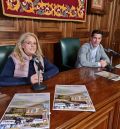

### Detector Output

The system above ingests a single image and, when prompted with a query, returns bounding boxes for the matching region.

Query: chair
[57,38,80,71]
[0,45,15,73]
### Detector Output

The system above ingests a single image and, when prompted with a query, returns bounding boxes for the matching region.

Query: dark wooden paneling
[41,43,55,63]
[0,0,120,64]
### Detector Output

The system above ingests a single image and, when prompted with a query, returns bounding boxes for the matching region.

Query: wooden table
[0,67,120,129]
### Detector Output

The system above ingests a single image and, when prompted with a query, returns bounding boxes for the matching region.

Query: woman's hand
[30,73,43,84]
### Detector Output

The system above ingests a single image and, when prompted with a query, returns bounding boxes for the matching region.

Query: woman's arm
[43,58,59,80]
[0,57,30,86]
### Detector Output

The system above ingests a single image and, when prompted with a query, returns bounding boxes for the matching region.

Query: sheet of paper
[95,71,120,81]
[0,93,50,129]
[115,64,120,69]
[53,85,95,112]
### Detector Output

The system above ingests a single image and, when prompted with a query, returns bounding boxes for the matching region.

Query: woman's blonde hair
[13,32,43,62]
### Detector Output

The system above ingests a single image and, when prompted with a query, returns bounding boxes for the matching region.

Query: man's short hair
[91,30,103,37]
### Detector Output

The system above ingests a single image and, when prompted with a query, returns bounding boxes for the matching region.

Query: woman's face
[22,35,37,57]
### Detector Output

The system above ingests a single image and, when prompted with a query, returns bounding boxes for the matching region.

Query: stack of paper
[53,85,95,112]
[0,93,50,129]
[95,71,120,81]
[115,64,120,69]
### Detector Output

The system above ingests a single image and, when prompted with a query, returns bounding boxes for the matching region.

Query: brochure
[0,93,9,103]
[0,93,50,129]
[0,93,7,99]
[95,71,120,81]
[115,64,120,69]
[53,85,95,112]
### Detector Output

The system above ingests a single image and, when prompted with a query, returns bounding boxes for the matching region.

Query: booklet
[0,93,9,103]
[95,71,120,81]
[53,85,95,112]
[115,64,120,69]
[0,93,50,129]
[0,92,7,99]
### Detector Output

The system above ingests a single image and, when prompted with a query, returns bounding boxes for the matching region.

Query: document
[53,85,95,112]
[0,93,7,99]
[95,71,120,81]
[115,64,120,69]
[0,93,9,103]
[0,93,50,129]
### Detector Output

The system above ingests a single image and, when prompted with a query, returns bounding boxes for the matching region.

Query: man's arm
[100,45,110,64]
[76,44,100,67]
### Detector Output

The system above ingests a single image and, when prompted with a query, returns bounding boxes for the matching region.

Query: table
[0,67,120,129]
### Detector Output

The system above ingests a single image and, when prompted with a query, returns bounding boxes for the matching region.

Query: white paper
[0,93,50,129]
[115,64,120,69]
[95,71,120,81]
[53,85,95,112]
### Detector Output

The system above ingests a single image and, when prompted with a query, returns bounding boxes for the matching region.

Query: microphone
[104,48,120,56]
[104,48,109,53]
[33,55,44,71]
[104,48,120,72]
[32,55,47,91]
[108,49,120,56]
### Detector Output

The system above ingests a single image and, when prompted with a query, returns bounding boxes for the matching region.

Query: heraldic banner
[1,0,87,22]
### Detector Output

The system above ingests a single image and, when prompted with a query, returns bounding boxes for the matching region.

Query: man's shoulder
[81,43,90,48]
[99,44,104,49]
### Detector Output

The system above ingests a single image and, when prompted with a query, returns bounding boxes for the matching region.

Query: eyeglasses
[23,41,37,45]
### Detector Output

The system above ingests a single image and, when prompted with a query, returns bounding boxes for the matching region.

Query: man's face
[90,33,102,47]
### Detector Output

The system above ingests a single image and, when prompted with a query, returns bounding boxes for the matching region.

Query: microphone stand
[32,61,47,91]
[110,56,113,67]
[105,53,114,72]
[104,48,120,72]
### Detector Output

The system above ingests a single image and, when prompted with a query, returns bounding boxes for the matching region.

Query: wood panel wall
[0,0,120,64]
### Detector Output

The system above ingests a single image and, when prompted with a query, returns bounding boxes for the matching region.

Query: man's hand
[100,60,108,68]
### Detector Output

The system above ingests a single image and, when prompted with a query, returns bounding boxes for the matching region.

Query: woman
[0,32,59,86]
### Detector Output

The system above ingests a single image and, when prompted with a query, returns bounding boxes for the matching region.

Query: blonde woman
[0,32,59,86]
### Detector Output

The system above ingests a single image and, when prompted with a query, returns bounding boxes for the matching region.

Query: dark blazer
[0,57,59,86]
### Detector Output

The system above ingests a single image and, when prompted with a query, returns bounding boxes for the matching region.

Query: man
[75,29,110,68]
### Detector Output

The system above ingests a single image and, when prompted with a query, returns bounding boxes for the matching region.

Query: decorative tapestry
[1,0,87,22]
